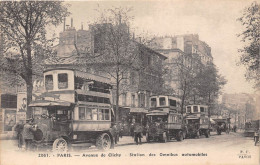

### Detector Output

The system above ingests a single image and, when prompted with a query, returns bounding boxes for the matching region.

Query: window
[98,109,103,120]
[1,94,17,108]
[159,97,166,106]
[193,106,198,113]
[200,107,204,112]
[58,73,68,89]
[131,94,135,107]
[94,32,105,53]
[146,91,151,108]
[86,108,92,120]
[138,93,145,107]
[104,98,110,104]
[104,109,110,120]
[169,99,176,106]
[45,75,53,90]
[92,109,98,120]
[186,106,191,113]
[79,107,85,120]
[79,108,108,121]
[171,116,177,123]
[98,109,110,120]
[130,72,136,85]
[122,93,127,106]
[151,98,157,107]
[78,94,110,104]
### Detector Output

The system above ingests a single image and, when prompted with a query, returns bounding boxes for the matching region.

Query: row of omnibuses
[145,96,210,142]
[27,68,211,152]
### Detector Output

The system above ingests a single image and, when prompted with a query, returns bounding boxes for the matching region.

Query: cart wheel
[53,138,68,152]
[96,133,112,150]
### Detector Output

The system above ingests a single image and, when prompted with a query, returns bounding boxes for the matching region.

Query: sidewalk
[116,136,147,146]
[0,131,16,140]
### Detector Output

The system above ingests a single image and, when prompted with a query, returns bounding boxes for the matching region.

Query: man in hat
[14,120,24,149]
[22,119,34,150]
[133,122,143,145]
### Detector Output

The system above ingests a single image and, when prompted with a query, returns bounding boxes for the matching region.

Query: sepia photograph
[0,0,259,165]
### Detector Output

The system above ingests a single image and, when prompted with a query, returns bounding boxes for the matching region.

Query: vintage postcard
[0,0,259,165]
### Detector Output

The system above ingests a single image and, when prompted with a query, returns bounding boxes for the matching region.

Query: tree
[237,1,260,90]
[164,53,197,115]
[0,1,70,118]
[194,63,227,116]
[74,7,139,121]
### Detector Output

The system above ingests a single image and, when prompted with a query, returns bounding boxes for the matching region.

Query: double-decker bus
[28,68,115,151]
[146,95,186,142]
[185,105,210,138]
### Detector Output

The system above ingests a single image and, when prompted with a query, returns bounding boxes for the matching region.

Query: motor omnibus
[185,105,210,138]
[28,68,115,151]
[212,118,230,135]
[146,95,186,142]
[245,120,260,137]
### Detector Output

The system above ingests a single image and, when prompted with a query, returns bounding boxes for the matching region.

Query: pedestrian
[233,125,237,133]
[134,123,143,145]
[14,120,24,149]
[254,129,259,146]
[22,119,34,150]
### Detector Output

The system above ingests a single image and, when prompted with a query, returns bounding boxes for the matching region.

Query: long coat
[22,123,34,140]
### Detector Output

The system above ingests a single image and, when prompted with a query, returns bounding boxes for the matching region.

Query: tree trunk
[115,73,120,122]
[208,92,211,118]
[26,76,33,119]
[26,42,33,119]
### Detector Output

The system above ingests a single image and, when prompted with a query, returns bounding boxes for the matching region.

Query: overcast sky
[54,0,256,94]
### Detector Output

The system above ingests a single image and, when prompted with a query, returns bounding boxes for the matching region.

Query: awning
[29,100,73,107]
[130,107,149,113]
[212,119,227,122]
[75,71,111,85]
[186,117,200,120]
[147,112,168,116]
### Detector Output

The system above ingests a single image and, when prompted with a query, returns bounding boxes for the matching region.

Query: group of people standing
[14,119,34,150]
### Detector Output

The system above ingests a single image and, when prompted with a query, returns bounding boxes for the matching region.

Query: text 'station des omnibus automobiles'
[28,69,115,152]
[146,95,186,143]
[185,105,210,138]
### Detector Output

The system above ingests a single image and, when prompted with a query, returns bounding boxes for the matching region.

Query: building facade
[222,93,259,128]
[45,21,167,120]
[148,34,213,98]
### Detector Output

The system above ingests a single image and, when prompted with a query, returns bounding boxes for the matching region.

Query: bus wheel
[176,131,183,141]
[53,138,68,152]
[96,133,111,150]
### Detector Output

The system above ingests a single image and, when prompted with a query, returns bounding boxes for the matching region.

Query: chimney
[63,17,66,31]
[81,22,83,30]
[71,18,73,28]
